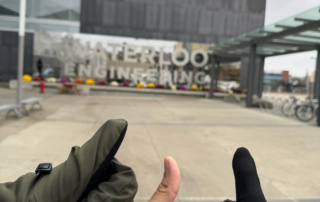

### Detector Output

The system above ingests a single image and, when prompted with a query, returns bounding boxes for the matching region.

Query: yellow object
[22,75,32,81]
[136,83,144,88]
[86,79,95,85]
[147,83,154,88]
[190,85,199,91]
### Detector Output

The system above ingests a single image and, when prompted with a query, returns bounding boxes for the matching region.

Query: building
[80,0,266,44]
[0,0,266,83]
[0,0,79,81]
[263,71,293,92]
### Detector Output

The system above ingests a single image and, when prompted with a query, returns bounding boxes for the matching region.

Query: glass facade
[0,0,80,20]
[0,0,80,32]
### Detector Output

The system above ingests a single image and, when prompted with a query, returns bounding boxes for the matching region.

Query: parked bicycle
[295,96,318,122]
[280,96,300,117]
[259,95,319,123]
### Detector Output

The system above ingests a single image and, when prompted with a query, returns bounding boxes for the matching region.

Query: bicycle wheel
[295,105,315,122]
[281,101,295,117]
[265,99,273,113]
[259,99,266,112]
[287,103,297,117]
[273,99,282,115]
[281,101,290,117]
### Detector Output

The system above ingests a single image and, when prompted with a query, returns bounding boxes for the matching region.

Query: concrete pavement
[0,87,319,202]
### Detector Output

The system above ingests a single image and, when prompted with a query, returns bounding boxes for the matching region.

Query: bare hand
[149,156,181,202]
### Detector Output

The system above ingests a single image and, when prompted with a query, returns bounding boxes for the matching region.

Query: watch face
[38,164,50,169]
[36,163,52,174]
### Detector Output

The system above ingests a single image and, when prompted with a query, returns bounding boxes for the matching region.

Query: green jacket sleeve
[0,119,138,202]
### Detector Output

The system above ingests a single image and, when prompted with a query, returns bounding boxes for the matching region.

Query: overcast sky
[264,0,320,77]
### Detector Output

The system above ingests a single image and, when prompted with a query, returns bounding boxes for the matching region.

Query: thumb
[149,156,181,202]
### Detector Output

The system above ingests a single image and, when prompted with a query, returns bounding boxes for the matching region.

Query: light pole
[17,0,26,112]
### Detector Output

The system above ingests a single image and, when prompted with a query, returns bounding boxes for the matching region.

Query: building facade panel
[0,31,34,82]
[199,9,213,35]
[80,0,266,43]
[102,1,116,26]
[158,6,173,31]
[145,4,159,31]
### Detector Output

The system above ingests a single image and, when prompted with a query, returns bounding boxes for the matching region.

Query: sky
[264,0,320,77]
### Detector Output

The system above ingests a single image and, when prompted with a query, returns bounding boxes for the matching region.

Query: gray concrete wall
[0,31,34,82]
[80,0,266,43]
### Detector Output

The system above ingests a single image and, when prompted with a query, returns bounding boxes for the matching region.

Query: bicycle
[280,96,299,117]
[295,96,319,122]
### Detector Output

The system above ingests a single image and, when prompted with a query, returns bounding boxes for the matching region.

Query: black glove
[231,147,267,202]
[0,119,138,202]
[224,147,267,202]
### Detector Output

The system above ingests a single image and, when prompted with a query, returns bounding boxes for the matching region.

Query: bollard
[40,80,45,94]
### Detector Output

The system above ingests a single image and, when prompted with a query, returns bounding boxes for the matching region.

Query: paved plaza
[0,87,319,202]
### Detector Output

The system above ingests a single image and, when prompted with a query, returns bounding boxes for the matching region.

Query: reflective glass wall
[0,0,80,32]
[0,0,80,21]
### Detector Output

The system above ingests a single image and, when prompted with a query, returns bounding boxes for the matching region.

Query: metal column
[314,47,320,100]
[257,57,265,98]
[209,55,216,99]
[215,62,220,89]
[16,0,26,116]
[246,44,257,108]
[315,48,320,126]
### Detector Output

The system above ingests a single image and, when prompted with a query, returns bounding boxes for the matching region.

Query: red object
[33,76,43,81]
[40,80,45,94]
[231,88,242,94]
[282,71,289,81]
[98,81,107,85]
[156,84,166,89]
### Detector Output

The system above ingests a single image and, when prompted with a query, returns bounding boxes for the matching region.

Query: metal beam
[316,47,320,126]
[266,41,315,49]
[258,30,278,34]
[257,47,288,53]
[314,47,320,99]
[261,44,299,51]
[291,34,320,40]
[234,47,277,55]
[253,20,320,43]
[245,33,268,38]
[275,24,296,29]
[209,55,216,99]
[215,20,320,54]
[215,62,220,89]
[257,57,265,98]
[246,44,257,108]
[272,38,319,46]
[295,17,317,23]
